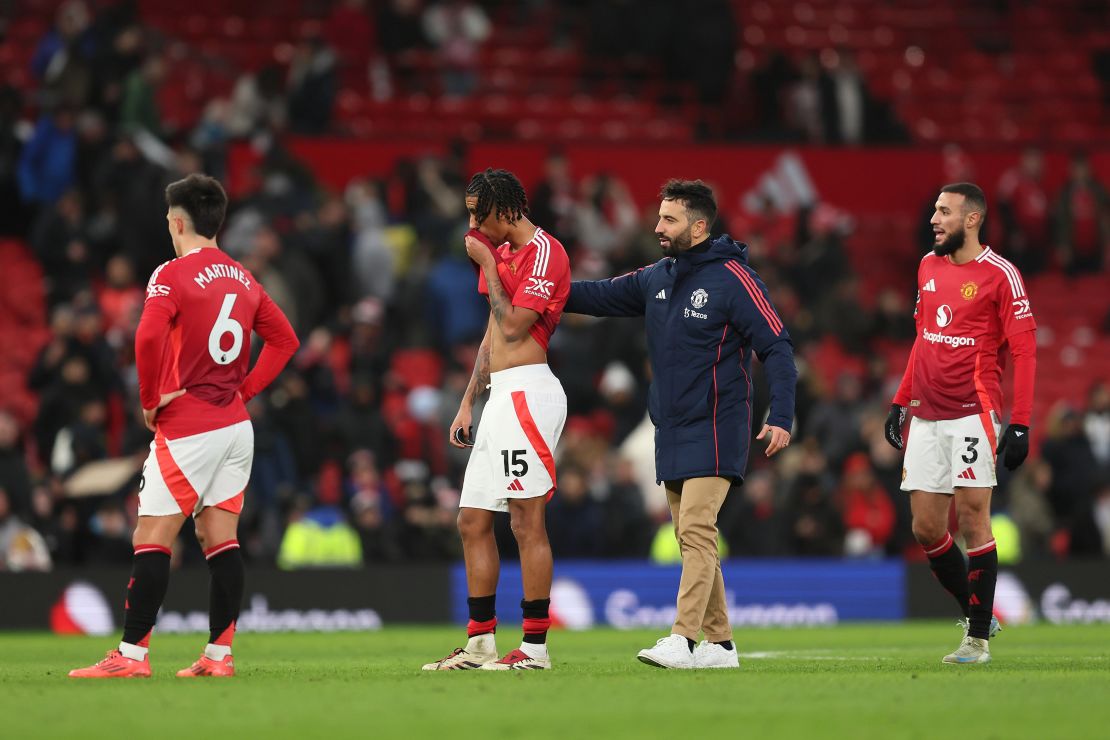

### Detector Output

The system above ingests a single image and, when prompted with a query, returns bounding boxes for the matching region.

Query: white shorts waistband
[490,363,557,390]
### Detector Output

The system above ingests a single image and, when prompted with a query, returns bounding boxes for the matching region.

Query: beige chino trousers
[665,476,732,643]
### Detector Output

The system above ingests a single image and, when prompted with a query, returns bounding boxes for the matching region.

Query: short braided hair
[465,168,528,225]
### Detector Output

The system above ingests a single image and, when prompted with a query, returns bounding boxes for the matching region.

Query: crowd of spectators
[1,1,1108,572]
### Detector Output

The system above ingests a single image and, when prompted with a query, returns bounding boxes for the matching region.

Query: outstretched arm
[564,265,652,318]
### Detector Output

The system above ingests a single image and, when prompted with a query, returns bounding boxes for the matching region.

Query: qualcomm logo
[935,304,953,327]
[1041,584,1110,623]
[157,595,382,633]
[603,589,837,628]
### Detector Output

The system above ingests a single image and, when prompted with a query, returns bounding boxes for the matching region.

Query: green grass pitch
[2,623,1108,739]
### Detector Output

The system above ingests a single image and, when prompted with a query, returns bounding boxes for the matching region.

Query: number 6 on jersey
[209,294,244,365]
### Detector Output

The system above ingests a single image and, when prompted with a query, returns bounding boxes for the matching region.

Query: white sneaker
[421,634,498,670]
[637,634,695,669]
[957,616,1002,639]
[693,640,739,669]
[942,636,991,664]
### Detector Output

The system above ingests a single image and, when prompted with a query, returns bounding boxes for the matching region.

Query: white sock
[118,641,148,661]
[204,643,232,660]
[518,642,547,660]
[466,633,496,654]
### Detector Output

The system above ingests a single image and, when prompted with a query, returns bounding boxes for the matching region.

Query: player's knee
[910,518,946,545]
[509,512,545,547]
[456,510,490,541]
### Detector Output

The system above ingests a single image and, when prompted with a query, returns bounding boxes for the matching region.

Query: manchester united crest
[509,262,518,275]
[960,281,978,301]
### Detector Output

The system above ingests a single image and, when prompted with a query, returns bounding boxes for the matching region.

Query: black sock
[521,598,551,645]
[714,640,734,651]
[923,533,970,618]
[467,594,497,637]
[967,541,998,640]
[122,547,171,647]
[206,542,244,648]
[686,638,696,652]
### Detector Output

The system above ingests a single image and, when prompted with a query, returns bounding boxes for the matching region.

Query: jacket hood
[676,233,750,266]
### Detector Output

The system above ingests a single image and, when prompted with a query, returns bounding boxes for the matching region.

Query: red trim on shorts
[133,544,172,557]
[978,412,999,463]
[467,618,497,637]
[923,532,954,558]
[511,391,557,500]
[204,540,240,559]
[213,620,236,647]
[967,539,997,556]
[522,617,552,635]
[154,431,200,514]
[215,491,245,515]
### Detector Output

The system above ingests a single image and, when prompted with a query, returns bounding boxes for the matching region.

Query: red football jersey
[136,247,297,439]
[476,227,570,352]
[906,247,1036,420]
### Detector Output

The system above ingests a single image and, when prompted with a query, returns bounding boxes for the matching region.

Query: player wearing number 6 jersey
[69,175,299,679]
[885,183,1036,666]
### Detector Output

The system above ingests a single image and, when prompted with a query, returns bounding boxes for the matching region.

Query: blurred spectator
[720,471,785,556]
[996,147,1049,275]
[1006,459,1055,561]
[529,151,578,242]
[17,107,77,207]
[1085,382,1110,474]
[839,452,895,557]
[422,0,491,97]
[0,412,33,521]
[97,255,142,348]
[0,487,52,571]
[120,55,166,138]
[818,49,868,145]
[31,0,95,110]
[573,174,638,256]
[287,36,338,135]
[0,85,30,235]
[225,65,288,138]
[600,458,653,558]
[1054,152,1109,275]
[547,465,604,558]
[1040,405,1102,556]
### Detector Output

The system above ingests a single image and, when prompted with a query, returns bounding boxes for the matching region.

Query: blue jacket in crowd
[565,234,797,484]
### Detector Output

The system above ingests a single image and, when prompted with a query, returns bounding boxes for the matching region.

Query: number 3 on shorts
[209,293,244,365]
[962,437,979,464]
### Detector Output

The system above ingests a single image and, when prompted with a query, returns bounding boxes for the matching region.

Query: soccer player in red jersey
[69,175,299,678]
[422,169,570,671]
[885,182,1036,665]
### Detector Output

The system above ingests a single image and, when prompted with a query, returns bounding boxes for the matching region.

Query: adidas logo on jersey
[922,279,937,292]
[956,467,977,481]
[655,289,666,300]
[506,479,524,492]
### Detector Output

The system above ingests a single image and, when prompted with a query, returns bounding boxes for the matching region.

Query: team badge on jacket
[690,288,709,308]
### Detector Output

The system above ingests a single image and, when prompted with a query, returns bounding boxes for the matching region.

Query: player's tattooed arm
[468,339,491,407]
[462,319,493,409]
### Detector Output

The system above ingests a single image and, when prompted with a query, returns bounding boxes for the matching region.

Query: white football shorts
[460,363,567,512]
[138,420,254,517]
[900,411,1000,495]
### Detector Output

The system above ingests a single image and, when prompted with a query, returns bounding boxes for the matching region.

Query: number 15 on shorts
[501,449,529,477]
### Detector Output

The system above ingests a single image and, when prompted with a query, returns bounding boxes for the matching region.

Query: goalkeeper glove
[996,424,1030,470]
[884,404,907,450]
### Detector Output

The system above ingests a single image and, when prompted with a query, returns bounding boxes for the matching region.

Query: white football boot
[942,636,991,664]
[421,634,498,671]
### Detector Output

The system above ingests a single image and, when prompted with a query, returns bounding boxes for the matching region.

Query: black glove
[884,404,907,450]
[996,424,1029,470]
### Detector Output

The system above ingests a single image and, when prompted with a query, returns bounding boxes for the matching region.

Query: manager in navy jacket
[564,180,797,670]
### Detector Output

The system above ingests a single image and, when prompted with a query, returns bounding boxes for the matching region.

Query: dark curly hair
[165,174,228,239]
[660,179,717,230]
[465,168,528,225]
